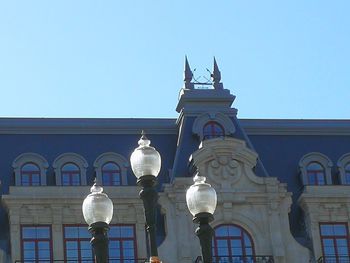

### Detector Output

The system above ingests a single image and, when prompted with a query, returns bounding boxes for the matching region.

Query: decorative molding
[53,153,88,186]
[191,138,258,189]
[0,118,177,134]
[298,152,333,185]
[240,119,350,136]
[1,118,349,136]
[337,153,350,185]
[12,153,49,186]
[176,88,236,114]
[93,152,129,186]
[192,112,235,140]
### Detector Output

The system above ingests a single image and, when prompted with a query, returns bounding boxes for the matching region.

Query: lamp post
[82,181,114,263]
[130,131,162,263]
[186,173,217,263]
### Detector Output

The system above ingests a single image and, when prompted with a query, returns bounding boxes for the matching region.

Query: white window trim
[53,153,88,186]
[298,152,333,185]
[337,153,350,185]
[12,153,49,186]
[94,152,129,186]
[192,112,235,140]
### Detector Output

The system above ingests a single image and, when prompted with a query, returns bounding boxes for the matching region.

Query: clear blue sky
[0,1,349,119]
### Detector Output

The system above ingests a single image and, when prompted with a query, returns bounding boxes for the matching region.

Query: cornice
[240,119,350,136]
[0,118,177,134]
[0,118,349,136]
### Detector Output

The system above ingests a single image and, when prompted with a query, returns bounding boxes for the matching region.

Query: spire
[183,56,194,89]
[211,57,223,89]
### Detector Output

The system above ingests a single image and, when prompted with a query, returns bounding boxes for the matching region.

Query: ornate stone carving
[208,157,239,179]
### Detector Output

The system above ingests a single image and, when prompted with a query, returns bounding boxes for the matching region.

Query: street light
[130,131,162,263]
[186,173,217,263]
[82,181,114,263]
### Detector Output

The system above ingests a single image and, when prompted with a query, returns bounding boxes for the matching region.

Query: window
[64,225,93,262]
[337,154,350,185]
[53,153,88,186]
[213,224,254,261]
[306,162,326,185]
[94,152,129,186]
[12,153,49,186]
[192,112,236,141]
[108,225,137,262]
[102,162,121,186]
[21,225,52,262]
[64,225,137,263]
[21,163,41,186]
[203,121,225,140]
[299,152,333,186]
[61,163,81,186]
[320,223,350,262]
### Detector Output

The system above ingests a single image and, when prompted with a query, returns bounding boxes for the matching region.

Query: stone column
[52,205,64,261]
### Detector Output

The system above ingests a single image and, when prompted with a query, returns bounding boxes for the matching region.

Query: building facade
[0,59,350,263]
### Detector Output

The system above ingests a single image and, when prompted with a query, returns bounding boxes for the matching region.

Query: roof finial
[184,56,194,89]
[211,57,223,89]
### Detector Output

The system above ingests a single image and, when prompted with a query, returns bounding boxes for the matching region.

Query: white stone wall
[2,186,148,262]
[158,138,310,263]
[299,185,350,261]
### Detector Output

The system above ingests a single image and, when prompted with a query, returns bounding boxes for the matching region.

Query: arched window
[53,153,88,186]
[61,163,81,186]
[299,152,333,186]
[102,162,121,186]
[20,163,41,186]
[306,162,326,185]
[203,121,225,140]
[12,153,49,186]
[192,112,236,141]
[94,152,129,186]
[213,225,254,261]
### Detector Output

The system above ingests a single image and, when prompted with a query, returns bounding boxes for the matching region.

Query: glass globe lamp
[82,183,113,226]
[186,174,217,221]
[130,132,161,179]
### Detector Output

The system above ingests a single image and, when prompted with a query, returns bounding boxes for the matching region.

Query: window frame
[61,162,81,186]
[319,222,350,261]
[192,112,236,141]
[63,224,94,262]
[63,224,138,263]
[101,161,122,186]
[20,225,53,263]
[299,152,333,186]
[20,162,41,186]
[53,153,88,186]
[306,162,326,186]
[213,224,255,260]
[12,153,49,186]
[203,121,225,140]
[94,152,129,186]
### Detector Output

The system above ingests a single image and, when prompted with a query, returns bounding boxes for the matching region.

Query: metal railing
[195,255,274,263]
[317,256,350,263]
[15,258,148,263]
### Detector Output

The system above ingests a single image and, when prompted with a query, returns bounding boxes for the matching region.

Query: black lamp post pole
[193,212,214,263]
[89,222,110,263]
[137,175,159,260]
